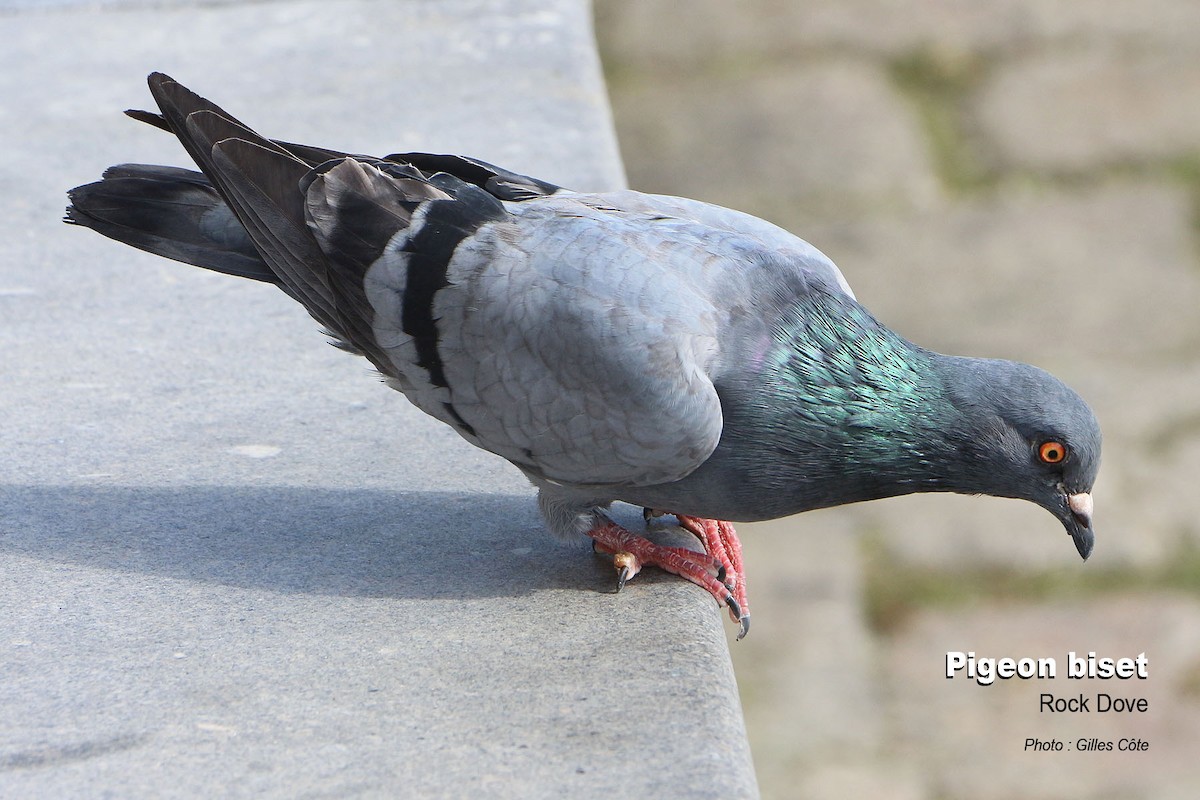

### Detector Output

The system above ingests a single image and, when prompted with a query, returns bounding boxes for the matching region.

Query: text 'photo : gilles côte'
[1026,737,1150,753]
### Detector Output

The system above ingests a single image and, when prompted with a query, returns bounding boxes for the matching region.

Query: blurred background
[594,2,1200,798]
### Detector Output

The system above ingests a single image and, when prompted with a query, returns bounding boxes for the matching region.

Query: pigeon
[66,74,1102,639]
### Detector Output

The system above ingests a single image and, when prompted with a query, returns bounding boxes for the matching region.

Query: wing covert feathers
[67,73,857,494]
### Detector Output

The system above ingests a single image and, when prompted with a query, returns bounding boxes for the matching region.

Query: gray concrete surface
[0,2,759,798]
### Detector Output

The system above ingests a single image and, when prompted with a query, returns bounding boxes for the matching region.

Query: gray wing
[117,73,850,489]
[361,191,850,488]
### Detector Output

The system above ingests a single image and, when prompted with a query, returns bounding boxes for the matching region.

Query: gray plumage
[66,74,1101,566]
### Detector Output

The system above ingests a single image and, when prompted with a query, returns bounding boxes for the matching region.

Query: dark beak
[1065,492,1094,560]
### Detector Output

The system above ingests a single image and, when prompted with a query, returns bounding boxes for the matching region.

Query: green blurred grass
[888,47,993,192]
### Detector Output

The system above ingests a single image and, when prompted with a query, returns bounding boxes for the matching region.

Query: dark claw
[715,563,727,584]
[616,564,631,593]
[724,596,750,640]
[725,594,742,622]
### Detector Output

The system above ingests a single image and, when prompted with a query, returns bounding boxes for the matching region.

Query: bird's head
[938,357,1102,560]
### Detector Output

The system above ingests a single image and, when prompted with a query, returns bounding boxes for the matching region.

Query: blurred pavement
[596,2,1200,798]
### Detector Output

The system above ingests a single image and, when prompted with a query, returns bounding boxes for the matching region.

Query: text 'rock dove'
[66,74,1102,639]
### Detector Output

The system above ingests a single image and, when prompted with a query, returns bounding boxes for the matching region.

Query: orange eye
[1038,441,1067,464]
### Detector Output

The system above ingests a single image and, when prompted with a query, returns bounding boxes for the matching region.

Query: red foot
[587,517,751,639]
[675,516,749,634]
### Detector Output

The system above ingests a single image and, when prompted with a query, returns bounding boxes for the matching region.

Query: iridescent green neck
[718,290,974,513]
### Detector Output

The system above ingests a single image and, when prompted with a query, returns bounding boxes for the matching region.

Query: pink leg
[587,518,751,639]
[675,516,749,638]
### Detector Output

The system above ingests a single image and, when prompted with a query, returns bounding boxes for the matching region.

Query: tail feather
[65,164,275,283]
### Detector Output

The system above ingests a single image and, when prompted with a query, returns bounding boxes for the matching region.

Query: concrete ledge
[0,1,757,797]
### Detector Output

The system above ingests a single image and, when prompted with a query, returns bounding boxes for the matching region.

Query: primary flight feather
[66,74,1102,638]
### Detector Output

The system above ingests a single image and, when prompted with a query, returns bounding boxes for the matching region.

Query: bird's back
[65,73,858,498]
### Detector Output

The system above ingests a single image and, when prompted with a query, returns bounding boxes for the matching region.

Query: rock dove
[66,74,1102,639]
